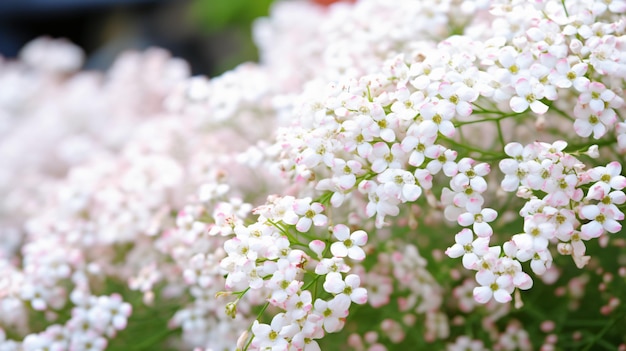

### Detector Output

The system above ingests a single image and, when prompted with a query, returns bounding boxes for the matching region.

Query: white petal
[510,96,528,113]
[476,269,495,286]
[333,224,351,241]
[580,221,604,238]
[481,208,498,221]
[439,121,456,137]
[381,128,396,142]
[604,219,622,233]
[462,253,479,269]
[530,100,549,114]
[309,240,326,258]
[455,228,474,245]
[296,217,313,232]
[531,259,547,275]
[445,243,465,259]
[347,247,366,261]
[323,272,345,294]
[458,212,475,226]
[580,205,600,220]
[313,214,328,227]
[350,287,368,304]
[493,289,512,303]
[330,242,348,258]
[474,222,493,237]
[402,184,422,202]
[351,230,368,246]
[473,286,493,304]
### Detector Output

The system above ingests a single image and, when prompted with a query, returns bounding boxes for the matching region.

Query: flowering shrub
[1,0,626,350]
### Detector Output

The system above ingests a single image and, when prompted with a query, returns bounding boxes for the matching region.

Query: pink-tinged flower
[453,278,479,313]
[445,229,490,269]
[267,265,302,306]
[587,162,626,190]
[251,318,289,350]
[309,240,326,259]
[438,81,478,117]
[618,122,626,152]
[473,271,513,304]
[315,257,350,275]
[529,248,552,275]
[361,181,400,227]
[448,177,485,214]
[285,291,313,320]
[368,142,405,174]
[578,81,620,113]
[323,272,367,304]
[330,224,368,261]
[287,198,328,232]
[420,100,457,137]
[363,272,393,308]
[580,204,622,238]
[425,145,458,176]
[331,158,364,190]
[377,168,422,202]
[400,123,438,167]
[291,314,324,351]
[497,46,532,81]
[573,103,616,139]
[509,78,549,114]
[299,136,335,169]
[314,295,351,333]
[499,142,529,192]
[457,208,498,237]
[543,173,581,207]
[391,87,425,120]
[548,58,589,90]
[409,60,445,90]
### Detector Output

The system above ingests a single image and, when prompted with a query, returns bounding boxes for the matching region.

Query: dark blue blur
[0,0,218,74]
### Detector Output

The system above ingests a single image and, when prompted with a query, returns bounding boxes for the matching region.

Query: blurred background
[0,0,274,76]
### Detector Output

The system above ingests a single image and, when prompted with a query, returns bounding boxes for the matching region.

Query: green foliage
[189,0,274,33]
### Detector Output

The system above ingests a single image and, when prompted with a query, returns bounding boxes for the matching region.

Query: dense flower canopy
[1,0,626,350]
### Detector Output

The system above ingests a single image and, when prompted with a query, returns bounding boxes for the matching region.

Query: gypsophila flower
[330,224,368,260]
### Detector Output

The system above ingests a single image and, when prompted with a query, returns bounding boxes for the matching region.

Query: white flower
[377,168,422,202]
[330,158,364,190]
[445,229,490,269]
[509,78,548,114]
[457,208,498,237]
[473,271,513,304]
[437,81,478,117]
[313,295,351,333]
[573,103,616,139]
[578,81,620,113]
[587,162,626,190]
[548,58,588,90]
[323,272,368,305]
[425,145,458,176]
[420,100,457,137]
[580,204,622,238]
[330,224,368,261]
[251,317,289,350]
[286,198,328,233]
[315,257,350,275]
[400,123,438,167]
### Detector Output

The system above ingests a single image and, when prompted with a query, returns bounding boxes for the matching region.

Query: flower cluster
[1,0,626,350]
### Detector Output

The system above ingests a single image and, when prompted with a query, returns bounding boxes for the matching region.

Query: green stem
[580,313,623,351]
[496,119,506,150]
[456,112,519,125]
[243,302,271,351]
[561,0,569,17]
[438,135,504,158]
